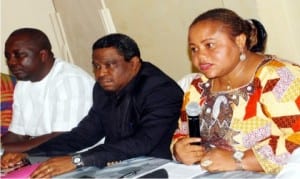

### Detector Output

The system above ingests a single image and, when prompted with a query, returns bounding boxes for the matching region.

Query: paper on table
[1,163,40,179]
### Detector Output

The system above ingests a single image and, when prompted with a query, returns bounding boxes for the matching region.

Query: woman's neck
[211,53,263,92]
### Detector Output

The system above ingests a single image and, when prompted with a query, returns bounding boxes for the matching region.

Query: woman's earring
[240,53,246,61]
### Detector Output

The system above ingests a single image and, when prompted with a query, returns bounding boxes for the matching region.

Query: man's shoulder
[52,59,94,81]
[54,58,86,73]
[135,62,182,93]
[140,62,175,82]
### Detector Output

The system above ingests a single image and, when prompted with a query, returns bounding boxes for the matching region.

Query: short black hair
[93,33,141,61]
[7,28,52,51]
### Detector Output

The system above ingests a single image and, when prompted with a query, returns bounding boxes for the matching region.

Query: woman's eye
[190,47,198,53]
[206,43,215,49]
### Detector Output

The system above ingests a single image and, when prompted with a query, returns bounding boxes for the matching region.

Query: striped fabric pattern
[1,73,17,135]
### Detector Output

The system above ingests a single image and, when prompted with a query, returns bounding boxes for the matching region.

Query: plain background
[1,0,299,81]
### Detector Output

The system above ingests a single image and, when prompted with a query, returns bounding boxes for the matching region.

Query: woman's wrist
[235,159,245,170]
[233,151,245,170]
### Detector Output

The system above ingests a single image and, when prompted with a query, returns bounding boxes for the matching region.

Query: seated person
[1,73,17,136]
[1,28,94,153]
[2,33,183,178]
[172,8,300,175]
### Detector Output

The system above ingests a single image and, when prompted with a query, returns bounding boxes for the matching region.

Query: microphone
[186,101,202,145]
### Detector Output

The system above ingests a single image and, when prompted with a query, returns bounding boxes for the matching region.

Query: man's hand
[173,137,206,165]
[30,156,76,178]
[1,152,27,169]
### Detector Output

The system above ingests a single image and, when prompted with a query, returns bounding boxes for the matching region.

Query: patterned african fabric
[1,73,17,135]
[172,56,300,174]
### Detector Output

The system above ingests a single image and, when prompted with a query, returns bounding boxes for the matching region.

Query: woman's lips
[199,63,212,71]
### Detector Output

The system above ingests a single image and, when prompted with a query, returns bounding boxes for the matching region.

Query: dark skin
[1,33,64,168]
[173,137,263,173]
[4,34,53,82]
[173,20,264,173]
[29,47,142,178]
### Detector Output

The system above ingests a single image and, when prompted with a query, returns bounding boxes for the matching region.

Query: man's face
[92,47,137,92]
[5,35,43,81]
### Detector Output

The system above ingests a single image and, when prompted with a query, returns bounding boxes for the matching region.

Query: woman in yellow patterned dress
[171,8,300,174]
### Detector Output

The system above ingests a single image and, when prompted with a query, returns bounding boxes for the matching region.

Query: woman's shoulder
[256,55,300,79]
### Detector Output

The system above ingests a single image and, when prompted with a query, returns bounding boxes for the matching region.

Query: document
[1,163,40,179]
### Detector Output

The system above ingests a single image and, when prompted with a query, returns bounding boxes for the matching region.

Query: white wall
[107,0,300,80]
[106,0,228,80]
[256,0,300,62]
[1,0,299,79]
[1,0,65,74]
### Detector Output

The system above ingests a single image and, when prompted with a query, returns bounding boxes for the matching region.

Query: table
[52,156,275,178]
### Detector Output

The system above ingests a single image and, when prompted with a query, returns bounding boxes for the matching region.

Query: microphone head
[186,101,202,116]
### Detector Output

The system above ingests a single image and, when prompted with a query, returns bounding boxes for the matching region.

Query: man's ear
[130,56,141,70]
[39,49,48,62]
[235,33,247,50]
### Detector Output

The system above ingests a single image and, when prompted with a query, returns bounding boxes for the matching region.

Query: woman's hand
[200,148,236,172]
[173,137,206,165]
[1,152,27,169]
[30,156,76,178]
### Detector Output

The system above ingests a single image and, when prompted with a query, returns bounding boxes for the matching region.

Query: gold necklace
[211,79,232,91]
[212,62,247,91]
[226,80,232,90]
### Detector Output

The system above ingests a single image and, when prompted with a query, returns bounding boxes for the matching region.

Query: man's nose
[95,67,108,77]
[6,56,18,66]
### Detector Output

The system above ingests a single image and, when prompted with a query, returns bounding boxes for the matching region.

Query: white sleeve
[8,83,26,135]
[177,73,198,92]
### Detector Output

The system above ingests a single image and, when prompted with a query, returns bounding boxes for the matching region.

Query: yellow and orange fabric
[1,73,17,135]
[172,56,300,174]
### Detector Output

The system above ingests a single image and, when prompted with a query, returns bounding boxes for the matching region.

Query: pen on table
[119,169,140,178]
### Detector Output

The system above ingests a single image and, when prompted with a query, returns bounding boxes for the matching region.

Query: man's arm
[1,132,29,144]
[27,78,183,169]
[27,107,106,156]
[79,80,183,168]
[1,132,63,152]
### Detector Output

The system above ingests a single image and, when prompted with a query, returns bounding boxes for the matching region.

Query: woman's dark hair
[190,8,267,52]
[248,19,267,53]
[93,33,141,61]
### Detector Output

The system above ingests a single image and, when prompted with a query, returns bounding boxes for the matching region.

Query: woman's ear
[235,33,247,50]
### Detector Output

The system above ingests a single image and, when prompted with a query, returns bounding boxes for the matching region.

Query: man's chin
[13,74,28,81]
[101,85,116,92]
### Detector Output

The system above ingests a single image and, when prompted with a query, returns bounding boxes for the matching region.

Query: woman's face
[188,20,241,79]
